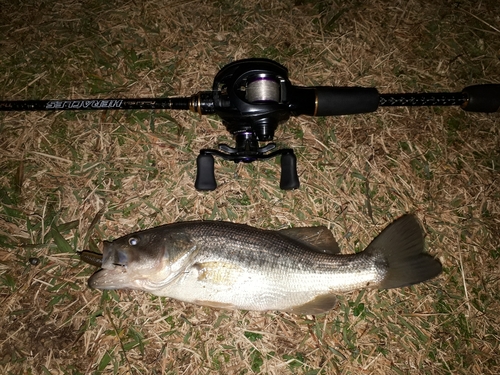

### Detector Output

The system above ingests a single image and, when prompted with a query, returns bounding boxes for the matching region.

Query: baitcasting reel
[192,59,302,190]
[1,58,499,190]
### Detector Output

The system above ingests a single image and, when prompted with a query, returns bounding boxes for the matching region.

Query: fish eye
[128,237,139,246]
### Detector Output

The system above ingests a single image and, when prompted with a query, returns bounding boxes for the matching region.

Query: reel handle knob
[280,150,300,190]
[195,154,217,191]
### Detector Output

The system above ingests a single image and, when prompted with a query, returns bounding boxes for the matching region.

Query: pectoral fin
[194,261,243,286]
[279,226,340,255]
[287,294,338,315]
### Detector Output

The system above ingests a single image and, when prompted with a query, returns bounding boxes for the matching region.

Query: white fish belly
[153,263,382,311]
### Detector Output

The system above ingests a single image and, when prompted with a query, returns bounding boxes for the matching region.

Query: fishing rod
[2,58,499,190]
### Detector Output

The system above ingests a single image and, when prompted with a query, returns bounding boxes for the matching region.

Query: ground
[0,0,499,374]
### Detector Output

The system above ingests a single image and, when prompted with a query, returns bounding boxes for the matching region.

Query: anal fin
[287,294,338,315]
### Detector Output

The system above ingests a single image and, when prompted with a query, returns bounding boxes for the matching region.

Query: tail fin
[366,215,442,289]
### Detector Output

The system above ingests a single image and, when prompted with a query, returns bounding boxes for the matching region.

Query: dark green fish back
[165,221,346,273]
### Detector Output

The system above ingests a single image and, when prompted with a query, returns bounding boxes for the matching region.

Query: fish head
[88,229,185,292]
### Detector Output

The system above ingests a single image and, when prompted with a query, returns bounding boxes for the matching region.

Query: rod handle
[462,84,500,113]
[314,87,379,116]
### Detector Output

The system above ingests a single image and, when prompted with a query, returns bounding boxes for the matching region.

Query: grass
[1,0,500,374]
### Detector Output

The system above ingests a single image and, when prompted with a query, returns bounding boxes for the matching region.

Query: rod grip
[462,84,500,113]
[314,87,379,116]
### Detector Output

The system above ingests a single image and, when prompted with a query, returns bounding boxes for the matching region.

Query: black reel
[195,59,298,191]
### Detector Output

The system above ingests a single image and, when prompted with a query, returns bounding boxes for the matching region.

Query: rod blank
[0,97,192,111]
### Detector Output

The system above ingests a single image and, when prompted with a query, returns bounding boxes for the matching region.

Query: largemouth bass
[85,214,441,314]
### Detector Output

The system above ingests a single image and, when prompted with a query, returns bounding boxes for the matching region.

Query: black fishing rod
[2,58,499,190]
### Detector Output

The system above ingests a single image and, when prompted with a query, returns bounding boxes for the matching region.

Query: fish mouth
[86,241,132,289]
[88,267,132,290]
[87,241,135,289]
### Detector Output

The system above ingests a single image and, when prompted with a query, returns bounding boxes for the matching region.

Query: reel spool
[195,59,299,191]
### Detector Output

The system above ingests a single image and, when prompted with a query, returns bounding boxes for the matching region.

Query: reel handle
[194,146,299,191]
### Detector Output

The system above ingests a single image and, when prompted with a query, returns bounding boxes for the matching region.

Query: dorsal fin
[278,226,340,255]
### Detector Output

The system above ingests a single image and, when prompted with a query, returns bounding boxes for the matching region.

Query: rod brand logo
[45,100,123,109]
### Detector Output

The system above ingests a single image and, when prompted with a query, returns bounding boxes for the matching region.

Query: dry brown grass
[1,0,499,374]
